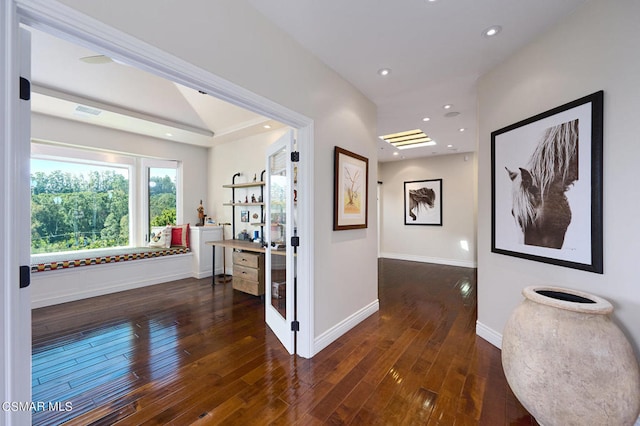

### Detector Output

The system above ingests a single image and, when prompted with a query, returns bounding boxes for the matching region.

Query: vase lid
[522,285,613,314]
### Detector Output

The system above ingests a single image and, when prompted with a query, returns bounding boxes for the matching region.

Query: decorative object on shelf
[491,91,603,273]
[502,286,640,426]
[333,146,369,230]
[237,230,251,241]
[404,179,442,226]
[252,213,259,220]
[240,210,249,222]
[253,173,257,182]
[223,171,266,244]
[196,199,205,227]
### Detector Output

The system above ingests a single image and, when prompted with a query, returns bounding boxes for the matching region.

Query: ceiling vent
[380,129,435,150]
[74,105,102,116]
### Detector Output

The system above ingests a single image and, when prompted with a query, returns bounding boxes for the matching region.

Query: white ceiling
[30,1,588,161]
[29,26,284,147]
[248,0,588,161]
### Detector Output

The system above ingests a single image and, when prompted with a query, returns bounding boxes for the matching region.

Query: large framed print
[334,146,369,230]
[404,179,442,226]
[491,91,603,273]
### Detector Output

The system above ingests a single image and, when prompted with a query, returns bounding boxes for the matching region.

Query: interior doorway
[3,3,315,422]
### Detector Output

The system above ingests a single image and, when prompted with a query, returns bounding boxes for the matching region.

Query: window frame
[31,141,181,255]
[140,158,181,243]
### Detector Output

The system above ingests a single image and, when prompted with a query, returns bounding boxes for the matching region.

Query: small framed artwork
[240,210,249,223]
[404,179,443,226]
[491,91,603,273]
[334,146,369,230]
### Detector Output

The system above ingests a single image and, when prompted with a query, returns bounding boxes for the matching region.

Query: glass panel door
[265,130,295,354]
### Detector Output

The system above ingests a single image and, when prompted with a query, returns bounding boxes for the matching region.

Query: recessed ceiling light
[378,68,391,77]
[445,111,460,118]
[422,117,430,122]
[393,152,399,156]
[425,0,438,3]
[483,25,502,38]
[459,128,466,132]
[263,124,271,129]
[443,104,452,109]
[447,144,453,148]
[165,132,173,137]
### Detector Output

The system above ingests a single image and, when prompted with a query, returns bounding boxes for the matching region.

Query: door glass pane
[269,147,287,318]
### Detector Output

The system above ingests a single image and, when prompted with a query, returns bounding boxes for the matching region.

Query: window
[31,158,130,253]
[31,143,180,255]
[148,167,177,228]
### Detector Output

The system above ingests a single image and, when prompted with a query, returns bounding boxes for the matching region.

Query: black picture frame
[491,91,603,273]
[404,179,443,226]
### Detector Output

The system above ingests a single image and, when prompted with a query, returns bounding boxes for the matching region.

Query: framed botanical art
[404,179,443,226]
[334,146,369,230]
[491,91,603,273]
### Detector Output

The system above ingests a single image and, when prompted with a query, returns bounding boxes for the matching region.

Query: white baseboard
[380,252,476,268]
[314,299,379,356]
[476,321,502,349]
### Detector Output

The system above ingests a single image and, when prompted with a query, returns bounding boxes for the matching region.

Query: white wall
[477,0,640,355]
[379,153,477,268]
[56,0,379,350]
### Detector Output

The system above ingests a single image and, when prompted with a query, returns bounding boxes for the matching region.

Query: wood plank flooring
[32,259,536,425]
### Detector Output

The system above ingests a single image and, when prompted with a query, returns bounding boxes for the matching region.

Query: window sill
[31,246,190,273]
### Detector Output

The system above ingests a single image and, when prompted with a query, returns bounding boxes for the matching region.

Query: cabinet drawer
[233,264,260,282]
[233,251,263,268]
[233,277,265,296]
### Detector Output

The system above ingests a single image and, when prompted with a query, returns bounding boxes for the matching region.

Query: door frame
[2,0,316,414]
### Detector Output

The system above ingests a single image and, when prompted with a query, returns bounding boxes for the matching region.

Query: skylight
[380,129,436,150]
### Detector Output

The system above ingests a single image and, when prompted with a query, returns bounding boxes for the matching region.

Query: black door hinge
[19,265,30,288]
[291,151,299,162]
[291,320,300,332]
[19,77,30,101]
[291,236,299,247]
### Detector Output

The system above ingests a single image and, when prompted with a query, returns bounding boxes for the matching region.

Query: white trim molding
[381,252,477,268]
[313,299,379,356]
[476,321,503,349]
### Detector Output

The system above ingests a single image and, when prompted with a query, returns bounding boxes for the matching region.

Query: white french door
[264,130,296,354]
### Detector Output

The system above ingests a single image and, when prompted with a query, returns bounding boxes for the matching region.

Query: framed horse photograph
[404,179,443,226]
[491,91,603,273]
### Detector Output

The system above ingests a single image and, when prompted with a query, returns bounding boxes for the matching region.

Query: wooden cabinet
[232,251,264,296]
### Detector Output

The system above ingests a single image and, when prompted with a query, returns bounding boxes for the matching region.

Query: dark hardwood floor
[32,259,536,425]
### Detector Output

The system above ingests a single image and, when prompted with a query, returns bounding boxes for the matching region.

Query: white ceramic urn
[501,286,640,426]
